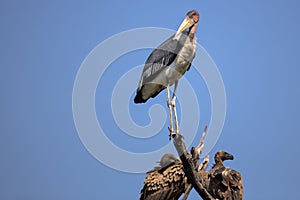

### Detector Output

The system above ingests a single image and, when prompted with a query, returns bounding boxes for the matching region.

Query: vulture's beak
[225,152,234,160]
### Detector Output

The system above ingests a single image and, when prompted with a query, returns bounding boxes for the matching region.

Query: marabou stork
[134,10,199,138]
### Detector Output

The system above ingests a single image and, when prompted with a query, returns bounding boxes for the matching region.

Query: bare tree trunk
[172,133,215,200]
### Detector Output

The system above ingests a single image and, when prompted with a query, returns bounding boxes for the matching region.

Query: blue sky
[1,0,300,199]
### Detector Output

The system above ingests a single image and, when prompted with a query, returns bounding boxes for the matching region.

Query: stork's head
[214,150,234,164]
[177,10,199,34]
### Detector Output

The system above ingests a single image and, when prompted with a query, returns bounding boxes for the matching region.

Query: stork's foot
[169,132,178,140]
[168,126,179,140]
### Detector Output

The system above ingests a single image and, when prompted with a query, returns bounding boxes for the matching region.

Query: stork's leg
[171,81,180,134]
[166,84,174,139]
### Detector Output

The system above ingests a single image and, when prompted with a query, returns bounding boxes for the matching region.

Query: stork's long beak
[176,16,195,35]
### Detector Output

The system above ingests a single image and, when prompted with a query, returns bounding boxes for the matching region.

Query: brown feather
[139,163,187,200]
[205,151,244,200]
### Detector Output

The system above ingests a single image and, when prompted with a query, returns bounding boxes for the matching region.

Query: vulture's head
[159,153,179,169]
[214,150,234,164]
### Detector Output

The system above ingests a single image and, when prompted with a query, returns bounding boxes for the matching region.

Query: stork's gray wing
[134,34,184,103]
[140,34,183,85]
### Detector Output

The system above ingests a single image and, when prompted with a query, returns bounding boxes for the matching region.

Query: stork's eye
[193,14,199,23]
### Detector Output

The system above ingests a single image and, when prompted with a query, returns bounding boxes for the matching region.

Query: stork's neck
[174,31,186,41]
[189,23,198,38]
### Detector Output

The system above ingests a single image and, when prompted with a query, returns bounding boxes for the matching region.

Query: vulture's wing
[221,168,244,200]
[139,163,187,200]
[208,166,243,200]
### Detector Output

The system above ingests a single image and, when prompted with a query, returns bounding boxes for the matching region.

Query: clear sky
[1,0,300,199]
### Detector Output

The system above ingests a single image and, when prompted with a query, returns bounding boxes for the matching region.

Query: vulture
[206,151,244,200]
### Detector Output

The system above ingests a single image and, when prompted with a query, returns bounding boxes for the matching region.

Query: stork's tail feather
[134,91,146,104]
